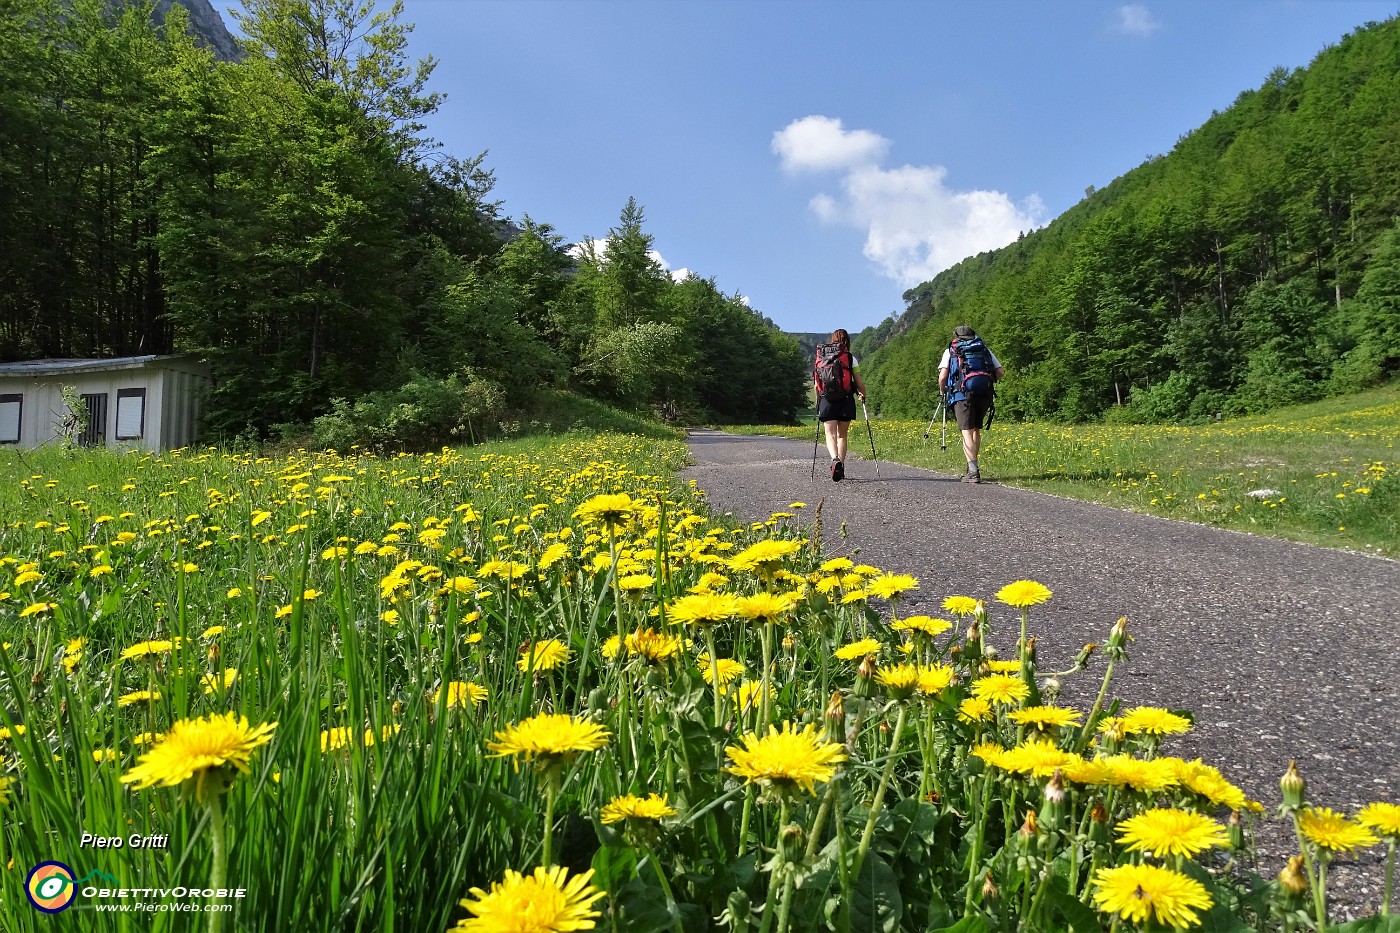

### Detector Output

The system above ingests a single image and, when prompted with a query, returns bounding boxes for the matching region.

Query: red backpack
[814,343,853,399]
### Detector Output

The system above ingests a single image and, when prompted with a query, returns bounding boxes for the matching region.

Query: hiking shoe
[833,460,845,482]
[961,469,981,484]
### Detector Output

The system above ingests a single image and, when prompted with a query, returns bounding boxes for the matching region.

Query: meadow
[739,385,1400,559]
[1,431,1396,932]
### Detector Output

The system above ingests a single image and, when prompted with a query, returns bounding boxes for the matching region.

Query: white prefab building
[0,355,210,452]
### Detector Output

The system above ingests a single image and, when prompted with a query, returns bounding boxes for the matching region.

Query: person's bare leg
[836,422,850,462]
[824,421,840,460]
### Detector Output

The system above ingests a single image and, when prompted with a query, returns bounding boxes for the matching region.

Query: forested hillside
[859,16,1400,423]
[0,0,804,440]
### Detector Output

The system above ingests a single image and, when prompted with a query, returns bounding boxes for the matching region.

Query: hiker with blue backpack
[938,324,1004,484]
[814,329,868,482]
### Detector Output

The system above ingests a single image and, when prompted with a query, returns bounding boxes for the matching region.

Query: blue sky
[367,1,1397,334]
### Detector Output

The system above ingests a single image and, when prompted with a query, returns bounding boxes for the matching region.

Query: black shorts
[817,394,857,423]
[954,394,991,430]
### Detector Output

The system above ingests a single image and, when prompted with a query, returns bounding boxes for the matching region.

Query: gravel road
[682,429,1400,914]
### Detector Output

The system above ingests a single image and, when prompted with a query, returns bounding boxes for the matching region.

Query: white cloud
[772,115,891,174]
[1114,3,1161,37]
[776,116,1047,287]
[568,239,690,282]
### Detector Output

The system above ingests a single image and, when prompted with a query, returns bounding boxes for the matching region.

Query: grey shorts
[954,394,991,431]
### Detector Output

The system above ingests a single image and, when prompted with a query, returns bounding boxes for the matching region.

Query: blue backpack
[949,337,996,398]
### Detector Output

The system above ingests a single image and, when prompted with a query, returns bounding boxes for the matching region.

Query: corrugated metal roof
[0,355,204,377]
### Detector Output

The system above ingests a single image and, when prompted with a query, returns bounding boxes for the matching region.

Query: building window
[0,393,20,444]
[115,388,146,440]
[80,393,108,448]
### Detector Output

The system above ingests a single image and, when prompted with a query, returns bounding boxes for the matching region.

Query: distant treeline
[0,0,805,437]
[857,17,1400,423]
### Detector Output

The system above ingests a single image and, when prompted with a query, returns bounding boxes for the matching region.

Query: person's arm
[854,370,867,401]
[938,366,950,398]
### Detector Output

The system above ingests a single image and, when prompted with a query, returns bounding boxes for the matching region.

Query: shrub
[312,370,506,452]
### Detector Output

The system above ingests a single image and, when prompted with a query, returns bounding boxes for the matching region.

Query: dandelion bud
[1088,799,1111,845]
[973,599,987,622]
[854,654,878,698]
[644,668,665,690]
[1038,769,1067,830]
[948,645,962,662]
[391,700,404,717]
[1074,642,1098,670]
[823,690,846,742]
[981,871,998,902]
[1041,676,1061,701]
[966,619,982,646]
[1019,809,1039,839]
[1100,718,1126,754]
[779,822,805,863]
[782,633,797,655]
[1280,760,1306,810]
[1106,617,1130,660]
[724,890,753,933]
[1278,854,1308,898]
[1228,809,1244,849]
[208,643,220,662]
[1022,636,1038,666]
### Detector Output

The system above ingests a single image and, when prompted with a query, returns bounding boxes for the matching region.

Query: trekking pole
[861,399,879,478]
[810,417,820,479]
[940,396,948,451]
[923,401,942,442]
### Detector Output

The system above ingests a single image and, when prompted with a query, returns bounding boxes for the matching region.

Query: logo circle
[26,861,77,913]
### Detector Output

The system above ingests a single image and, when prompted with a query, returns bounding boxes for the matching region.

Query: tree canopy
[856,17,1400,423]
[0,0,803,438]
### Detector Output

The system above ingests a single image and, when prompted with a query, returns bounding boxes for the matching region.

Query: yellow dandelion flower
[997,738,1076,777]
[118,690,161,707]
[819,557,853,573]
[453,865,605,933]
[1173,759,1248,812]
[667,592,739,625]
[834,637,882,661]
[915,663,955,696]
[724,722,847,795]
[600,792,677,825]
[727,539,803,576]
[617,573,655,593]
[518,639,570,672]
[958,697,993,723]
[996,580,1052,608]
[1097,754,1180,793]
[874,663,920,697]
[865,573,918,600]
[986,659,1021,673]
[1357,802,1400,839]
[725,679,775,713]
[971,674,1030,705]
[735,591,799,623]
[942,595,980,616]
[1298,807,1379,852]
[890,615,953,637]
[1121,706,1192,736]
[537,542,570,570]
[697,656,745,685]
[201,668,239,694]
[201,625,225,639]
[573,493,635,530]
[119,639,179,661]
[1091,863,1212,928]
[1116,808,1229,858]
[120,712,276,802]
[19,602,56,618]
[1010,706,1082,731]
[486,713,610,767]
[437,681,489,709]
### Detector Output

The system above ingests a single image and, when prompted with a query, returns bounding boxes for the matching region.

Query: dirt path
[682,429,1400,910]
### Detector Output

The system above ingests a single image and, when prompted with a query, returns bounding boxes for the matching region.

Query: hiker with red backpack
[814,328,868,482]
[938,324,1004,484]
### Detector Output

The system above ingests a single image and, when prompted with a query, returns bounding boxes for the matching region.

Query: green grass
[1,430,1394,931]
[732,384,1400,558]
